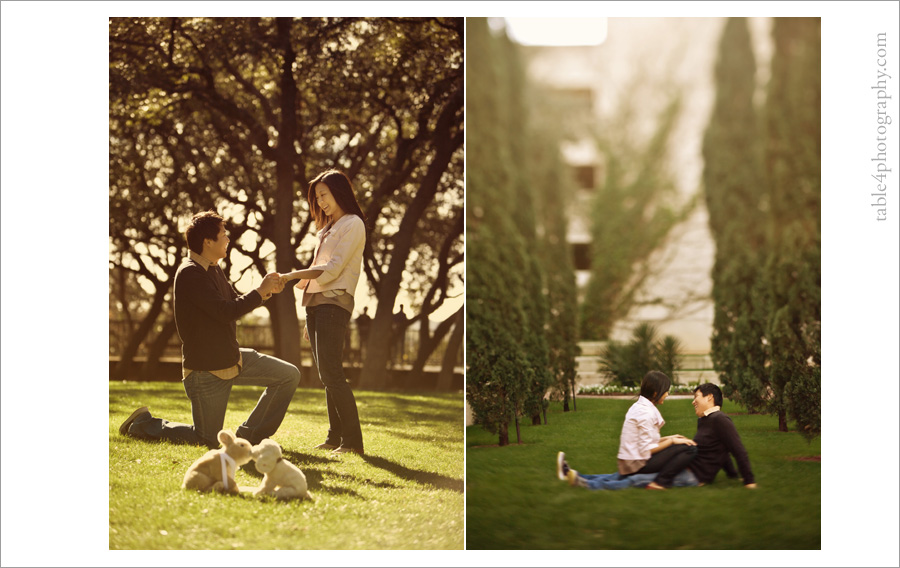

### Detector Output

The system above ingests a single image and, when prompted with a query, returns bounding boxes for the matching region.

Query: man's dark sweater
[690,410,755,485]
[174,258,263,371]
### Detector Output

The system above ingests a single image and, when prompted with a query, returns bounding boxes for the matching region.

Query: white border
[2,2,898,567]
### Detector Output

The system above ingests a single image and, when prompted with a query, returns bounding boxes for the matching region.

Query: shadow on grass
[298,469,364,499]
[376,427,462,448]
[326,470,401,491]
[281,448,336,464]
[239,449,366,499]
[361,454,463,493]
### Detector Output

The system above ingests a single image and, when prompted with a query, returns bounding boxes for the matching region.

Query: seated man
[119,211,301,449]
[557,383,757,490]
[689,383,757,488]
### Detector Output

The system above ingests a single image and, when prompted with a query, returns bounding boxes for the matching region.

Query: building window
[551,87,594,117]
[573,165,595,190]
[572,242,592,271]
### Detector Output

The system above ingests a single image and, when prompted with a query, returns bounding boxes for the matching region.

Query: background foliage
[465,18,579,445]
[599,323,683,387]
[109,17,464,389]
[579,94,691,341]
[703,18,820,437]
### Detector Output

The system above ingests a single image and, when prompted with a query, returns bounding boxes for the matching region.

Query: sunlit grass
[109,382,464,550]
[466,397,820,550]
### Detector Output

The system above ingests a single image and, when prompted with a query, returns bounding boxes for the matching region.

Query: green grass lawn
[466,397,821,550]
[109,381,464,550]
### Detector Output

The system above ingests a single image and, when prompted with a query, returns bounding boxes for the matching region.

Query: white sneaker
[556,451,570,481]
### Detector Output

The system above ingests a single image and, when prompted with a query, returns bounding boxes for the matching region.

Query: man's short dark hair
[185,211,224,254]
[640,370,671,404]
[693,383,724,408]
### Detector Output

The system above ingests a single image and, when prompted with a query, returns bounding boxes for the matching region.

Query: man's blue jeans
[575,468,699,490]
[128,348,301,448]
[306,304,364,450]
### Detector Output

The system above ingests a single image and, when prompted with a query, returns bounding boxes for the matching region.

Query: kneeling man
[119,211,301,449]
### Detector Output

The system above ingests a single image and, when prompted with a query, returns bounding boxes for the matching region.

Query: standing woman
[283,169,367,455]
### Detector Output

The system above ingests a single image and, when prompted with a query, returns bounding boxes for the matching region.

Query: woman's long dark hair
[307,169,367,232]
[639,370,671,404]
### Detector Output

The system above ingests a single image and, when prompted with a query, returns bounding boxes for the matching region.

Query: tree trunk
[514,415,522,444]
[113,286,169,380]
[140,317,178,379]
[498,421,509,447]
[358,89,463,390]
[436,308,464,390]
[778,410,788,432]
[360,308,394,388]
[572,383,577,411]
[270,16,303,368]
[410,311,457,389]
[269,291,302,367]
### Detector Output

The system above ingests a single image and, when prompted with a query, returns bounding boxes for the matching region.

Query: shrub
[599,323,683,386]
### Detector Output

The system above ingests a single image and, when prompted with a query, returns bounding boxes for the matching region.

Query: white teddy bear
[250,438,311,500]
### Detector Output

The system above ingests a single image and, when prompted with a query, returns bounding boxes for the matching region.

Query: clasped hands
[258,272,289,299]
[258,269,319,300]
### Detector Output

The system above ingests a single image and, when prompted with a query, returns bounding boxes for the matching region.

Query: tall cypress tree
[466,18,532,445]
[467,19,578,441]
[534,136,580,412]
[502,36,554,426]
[526,85,580,412]
[702,18,772,413]
[764,18,821,437]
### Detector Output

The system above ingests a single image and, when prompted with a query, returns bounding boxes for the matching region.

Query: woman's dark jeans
[630,444,697,487]
[307,304,364,450]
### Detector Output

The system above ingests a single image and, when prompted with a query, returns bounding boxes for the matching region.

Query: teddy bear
[182,429,252,494]
[250,438,310,500]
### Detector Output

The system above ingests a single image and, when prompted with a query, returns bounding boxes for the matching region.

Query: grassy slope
[466,398,820,550]
[110,382,464,550]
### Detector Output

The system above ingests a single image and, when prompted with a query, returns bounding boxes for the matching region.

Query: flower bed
[578,384,697,396]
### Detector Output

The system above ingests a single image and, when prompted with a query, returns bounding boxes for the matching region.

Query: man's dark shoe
[119,406,150,436]
[314,443,339,450]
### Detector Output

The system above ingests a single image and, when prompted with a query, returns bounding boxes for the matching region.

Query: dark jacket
[173,258,262,371]
[691,411,755,485]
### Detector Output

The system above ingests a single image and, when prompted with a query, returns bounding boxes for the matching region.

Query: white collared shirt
[704,406,721,416]
[300,214,365,299]
[617,395,666,461]
[189,250,217,271]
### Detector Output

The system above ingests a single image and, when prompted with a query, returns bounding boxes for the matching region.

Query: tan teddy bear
[182,430,252,494]
[250,438,310,500]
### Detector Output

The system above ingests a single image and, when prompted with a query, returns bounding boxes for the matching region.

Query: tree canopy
[109,17,464,387]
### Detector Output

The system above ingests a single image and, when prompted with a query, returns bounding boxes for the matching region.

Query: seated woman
[557,370,698,491]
